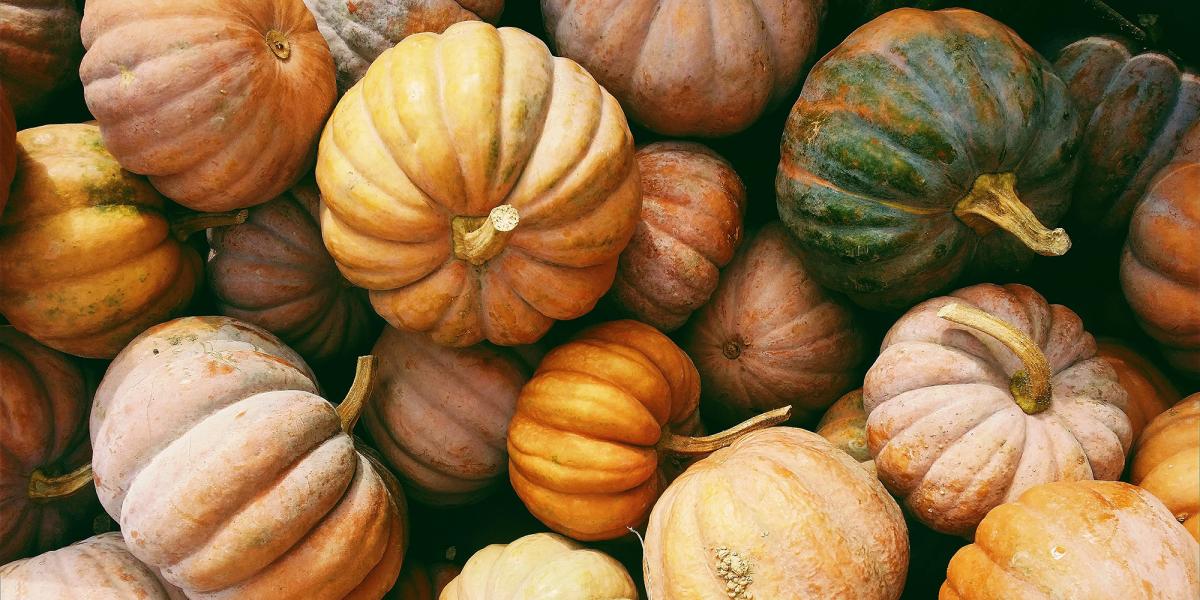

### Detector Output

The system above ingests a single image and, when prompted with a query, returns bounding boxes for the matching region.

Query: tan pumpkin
[815,389,875,476]
[441,532,637,600]
[608,142,745,331]
[1131,394,1199,541]
[386,560,459,599]
[0,0,82,119]
[941,480,1199,599]
[91,316,406,598]
[316,20,641,347]
[0,82,12,215]
[1097,338,1181,440]
[79,0,336,212]
[681,222,865,427]
[644,427,908,600]
[0,533,185,600]
[865,283,1132,536]
[208,182,377,365]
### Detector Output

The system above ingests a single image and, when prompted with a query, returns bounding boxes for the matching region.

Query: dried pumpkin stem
[28,463,93,502]
[265,30,292,60]
[954,172,1070,256]
[658,405,793,456]
[451,204,520,266]
[170,209,249,241]
[937,303,1052,415]
[336,355,377,434]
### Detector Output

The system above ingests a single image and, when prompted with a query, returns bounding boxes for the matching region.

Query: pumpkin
[644,427,908,600]
[1131,394,1199,541]
[541,0,826,137]
[303,0,503,94]
[441,532,637,600]
[0,533,185,600]
[1120,158,1200,377]
[0,0,82,120]
[0,83,12,215]
[1096,338,1181,441]
[386,560,460,599]
[79,0,336,212]
[776,8,1081,311]
[1054,36,1200,236]
[816,389,875,475]
[1177,121,1200,163]
[207,182,377,365]
[0,328,97,564]
[607,142,745,331]
[90,316,406,598]
[316,20,641,347]
[681,223,866,427]
[940,480,1200,599]
[0,123,233,358]
[362,325,530,506]
[865,283,1132,537]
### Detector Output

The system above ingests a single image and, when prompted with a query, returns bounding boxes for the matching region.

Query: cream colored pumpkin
[440,532,637,599]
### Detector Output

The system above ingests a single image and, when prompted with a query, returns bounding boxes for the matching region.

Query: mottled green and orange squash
[0,0,83,120]
[776,8,1081,310]
[815,389,875,475]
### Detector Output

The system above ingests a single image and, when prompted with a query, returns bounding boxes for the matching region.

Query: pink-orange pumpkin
[0,533,185,599]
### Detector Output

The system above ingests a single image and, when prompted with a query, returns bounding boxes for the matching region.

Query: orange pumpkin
[815,389,875,476]
[0,0,82,119]
[0,533,185,599]
[0,83,12,215]
[1131,394,1199,541]
[79,0,336,211]
[316,21,641,347]
[1097,338,1181,440]
[941,481,1199,599]
[386,559,460,599]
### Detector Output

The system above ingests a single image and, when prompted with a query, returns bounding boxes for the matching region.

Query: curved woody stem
[937,302,1052,415]
[658,406,793,456]
[28,463,93,502]
[336,355,378,434]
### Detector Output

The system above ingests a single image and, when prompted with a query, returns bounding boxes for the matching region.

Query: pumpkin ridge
[518,371,663,444]
[391,353,508,457]
[430,36,472,212]
[252,210,332,263]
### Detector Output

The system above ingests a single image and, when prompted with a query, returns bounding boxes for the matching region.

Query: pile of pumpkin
[1,0,1197,598]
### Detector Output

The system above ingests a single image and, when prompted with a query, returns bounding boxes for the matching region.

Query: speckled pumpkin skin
[1054,36,1200,236]
[0,84,13,215]
[0,0,82,120]
[0,123,201,358]
[442,533,637,600]
[1132,395,1199,541]
[0,533,185,600]
[1096,339,1180,441]
[776,8,1081,310]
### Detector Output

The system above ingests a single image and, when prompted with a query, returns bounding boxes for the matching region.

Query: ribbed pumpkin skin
[385,560,459,600]
[441,533,637,600]
[1178,121,1200,162]
[776,8,1080,310]
[1054,36,1200,236]
[317,21,640,348]
[0,328,96,564]
[865,283,1131,537]
[0,533,185,600]
[1096,338,1180,441]
[208,183,377,365]
[362,326,529,506]
[644,428,908,600]
[303,0,502,94]
[681,223,865,427]
[608,142,745,331]
[542,0,826,137]
[0,84,12,215]
[816,389,875,475]
[508,320,700,541]
[1132,395,1199,541]
[79,0,336,212]
[0,123,201,358]
[91,317,405,598]
[1121,160,1200,377]
[0,0,82,119]
[940,481,1200,599]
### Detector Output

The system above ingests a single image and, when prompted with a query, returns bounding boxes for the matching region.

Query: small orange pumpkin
[1131,394,1199,541]
[816,389,875,476]
[1097,338,1181,440]
[386,559,460,599]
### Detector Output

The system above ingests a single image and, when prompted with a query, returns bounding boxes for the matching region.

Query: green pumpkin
[776,8,1081,311]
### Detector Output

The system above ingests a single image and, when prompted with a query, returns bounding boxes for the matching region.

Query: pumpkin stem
[28,463,93,502]
[171,209,249,241]
[265,30,292,60]
[953,172,1070,256]
[336,355,377,434]
[658,405,793,456]
[937,303,1052,415]
[451,205,520,266]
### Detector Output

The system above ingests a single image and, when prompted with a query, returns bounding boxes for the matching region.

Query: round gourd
[317,21,641,347]
[865,283,1132,536]
[0,83,12,214]
[90,317,406,598]
[1054,36,1200,236]
[0,123,227,358]
[441,532,637,600]
[1097,338,1180,440]
[0,328,97,564]
[387,560,459,599]
[681,223,866,427]
[1131,394,1199,541]
[608,142,745,331]
[776,8,1081,311]
[1120,159,1200,377]
[303,0,503,94]
[363,326,530,505]
[79,0,336,212]
[207,182,377,365]
[941,480,1199,599]
[0,0,82,120]
[0,533,184,600]
[542,0,826,137]
[816,389,875,475]
[644,427,908,600]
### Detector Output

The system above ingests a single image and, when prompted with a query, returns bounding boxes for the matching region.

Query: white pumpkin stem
[337,355,377,434]
[937,303,1052,415]
[658,406,793,456]
[451,204,520,266]
[28,463,93,502]
[170,208,249,241]
[953,172,1070,256]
